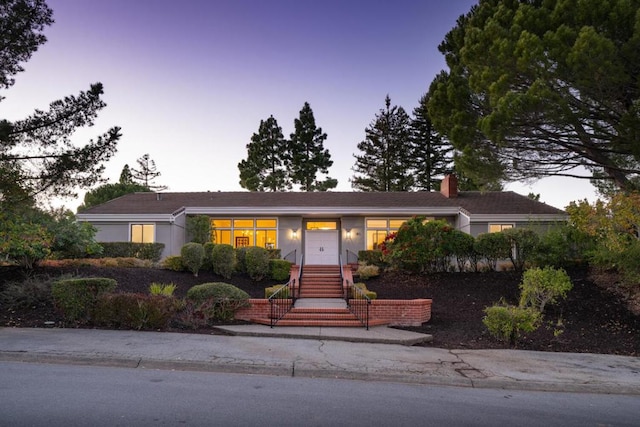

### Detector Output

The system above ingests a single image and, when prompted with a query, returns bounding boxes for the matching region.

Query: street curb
[3,351,639,395]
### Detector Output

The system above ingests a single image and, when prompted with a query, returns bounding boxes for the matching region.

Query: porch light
[345,228,352,239]
[291,228,298,239]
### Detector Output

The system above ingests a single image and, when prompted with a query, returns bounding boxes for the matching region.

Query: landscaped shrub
[212,244,235,279]
[245,247,270,281]
[203,242,216,270]
[51,278,117,322]
[502,228,540,271]
[519,267,573,313]
[355,262,380,280]
[483,303,541,345]
[186,215,212,244]
[358,250,384,267]
[0,220,51,269]
[185,282,250,321]
[93,293,178,330]
[474,232,511,271]
[269,259,291,281]
[265,284,289,299]
[383,218,454,273]
[161,255,185,271]
[149,282,177,296]
[266,248,281,259]
[99,242,164,262]
[0,274,56,309]
[352,282,377,300]
[181,243,204,276]
[445,229,476,272]
[235,247,248,273]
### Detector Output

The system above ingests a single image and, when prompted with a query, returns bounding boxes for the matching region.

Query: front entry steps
[250,264,389,327]
[250,298,389,327]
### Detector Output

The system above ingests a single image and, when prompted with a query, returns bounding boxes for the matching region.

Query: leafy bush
[265,284,289,299]
[483,303,541,345]
[269,259,291,281]
[235,247,248,273]
[446,229,476,272]
[186,215,212,244]
[358,250,384,267]
[212,244,235,279]
[266,248,281,259]
[474,232,511,271]
[352,282,377,300]
[181,243,204,276]
[245,247,270,281]
[519,267,573,313]
[161,255,185,271]
[149,282,177,296]
[185,282,250,322]
[202,242,216,270]
[0,219,51,269]
[93,293,178,330]
[47,212,103,259]
[384,218,455,273]
[99,242,164,262]
[502,228,540,271]
[355,263,380,280]
[0,274,56,309]
[51,278,117,322]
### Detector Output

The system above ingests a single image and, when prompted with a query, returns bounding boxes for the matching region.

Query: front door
[304,230,339,265]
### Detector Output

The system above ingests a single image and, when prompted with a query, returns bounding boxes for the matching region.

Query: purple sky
[4,0,597,209]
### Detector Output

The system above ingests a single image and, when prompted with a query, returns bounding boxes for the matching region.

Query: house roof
[77,191,565,218]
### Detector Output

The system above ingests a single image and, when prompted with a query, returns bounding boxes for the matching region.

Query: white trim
[77,214,174,222]
[467,214,567,222]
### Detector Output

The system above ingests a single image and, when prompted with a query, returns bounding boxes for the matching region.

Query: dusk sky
[4,0,597,210]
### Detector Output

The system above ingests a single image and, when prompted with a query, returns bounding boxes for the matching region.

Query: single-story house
[76,175,566,263]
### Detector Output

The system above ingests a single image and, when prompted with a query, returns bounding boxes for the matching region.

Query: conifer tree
[351,95,413,191]
[409,93,453,191]
[130,154,167,191]
[238,116,290,191]
[289,102,337,191]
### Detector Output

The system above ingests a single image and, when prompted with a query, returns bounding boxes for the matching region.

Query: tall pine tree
[409,93,453,191]
[238,115,291,191]
[289,102,337,191]
[351,95,413,192]
[130,154,167,191]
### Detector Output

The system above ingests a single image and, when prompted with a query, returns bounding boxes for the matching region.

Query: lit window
[306,221,337,230]
[211,218,277,248]
[489,223,514,233]
[131,224,154,243]
[365,218,411,250]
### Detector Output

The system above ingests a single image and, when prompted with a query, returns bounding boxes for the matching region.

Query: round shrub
[245,247,270,281]
[51,277,117,322]
[212,244,235,279]
[186,282,250,302]
[269,259,292,281]
[474,232,511,271]
[203,242,216,270]
[519,266,573,313]
[181,242,204,276]
[162,255,185,271]
[483,303,541,345]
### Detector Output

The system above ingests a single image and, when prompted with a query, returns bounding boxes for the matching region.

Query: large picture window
[365,218,409,250]
[212,218,277,249]
[131,224,155,243]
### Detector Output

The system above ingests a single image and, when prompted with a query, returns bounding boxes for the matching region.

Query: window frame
[488,223,515,233]
[130,223,155,243]
[211,217,278,248]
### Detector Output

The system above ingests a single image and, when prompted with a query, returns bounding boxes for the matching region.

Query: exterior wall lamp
[345,228,352,240]
[291,228,298,239]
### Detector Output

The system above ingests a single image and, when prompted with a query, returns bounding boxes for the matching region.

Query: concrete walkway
[1,327,639,395]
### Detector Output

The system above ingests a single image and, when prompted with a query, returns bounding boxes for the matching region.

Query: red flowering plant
[378,231,397,256]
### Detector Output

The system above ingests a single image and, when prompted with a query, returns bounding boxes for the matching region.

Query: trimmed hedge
[186,282,250,302]
[51,278,117,322]
[269,259,291,281]
[185,282,250,322]
[212,244,235,279]
[98,242,165,262]
[181,242,204,276]
[93,293,178,330]
[245,247,270,281]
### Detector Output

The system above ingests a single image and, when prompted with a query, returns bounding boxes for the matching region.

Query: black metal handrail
[268,278,294,327]
[345,249,359,265]
[268,254,303,327]
[346,278,371,330]
[283,249,297,264]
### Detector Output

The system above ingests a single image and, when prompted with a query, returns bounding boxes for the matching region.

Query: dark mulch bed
[1,265,638,356]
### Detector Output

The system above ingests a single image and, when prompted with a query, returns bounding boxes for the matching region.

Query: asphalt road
[2,362,639,426]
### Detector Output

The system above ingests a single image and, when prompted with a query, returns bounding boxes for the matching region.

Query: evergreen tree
[351,95,413,192]
[130,154,167,191]
[289,102,337,191]
[119,164,133,184]
[238,116,291,191]
[409,93,453,191]
[0,1,120,206]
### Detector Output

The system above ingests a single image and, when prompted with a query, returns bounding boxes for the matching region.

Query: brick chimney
[440,174,458,198]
